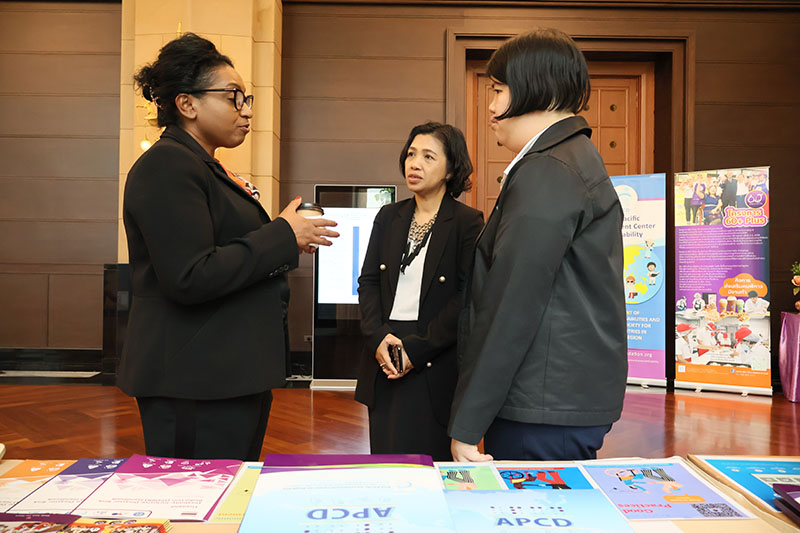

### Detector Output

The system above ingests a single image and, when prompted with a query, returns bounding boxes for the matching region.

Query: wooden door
[466,61,654,220]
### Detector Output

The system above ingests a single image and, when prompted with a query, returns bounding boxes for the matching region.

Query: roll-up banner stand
[673,167,771,395]
[612,174,667,387]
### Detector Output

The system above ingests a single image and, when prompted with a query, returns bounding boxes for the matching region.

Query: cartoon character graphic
[646,262,660,286]
[443,469,478,490]
[501,469,570,490]
[692,292,704,311]
[644,239,654,259]
[626,275,638,299]
[608,467,685,496]
[676,296,687,311]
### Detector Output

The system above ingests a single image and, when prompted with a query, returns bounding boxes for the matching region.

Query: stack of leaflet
[437,458,758,530]
[0,512,79,532]
[206,461,263,523]
[579,458,754,521]
[438,462,633,531]
[690,455,800,513]
[64,517,172,532]
[9,458,127,514]
[690,454,800,529]
[239,454,456,532]
[73,455,240,521]
[0,460,75,511]
[773,484,800,526]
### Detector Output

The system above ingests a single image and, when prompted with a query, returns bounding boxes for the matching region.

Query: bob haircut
[399,122,473,198]
[487,28,590,120]
[133,33,234,128]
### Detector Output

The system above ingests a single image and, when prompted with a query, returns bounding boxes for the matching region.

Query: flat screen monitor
[312,185,396,382]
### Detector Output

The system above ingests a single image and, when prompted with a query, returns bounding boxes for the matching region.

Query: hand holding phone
[389,344,404,374]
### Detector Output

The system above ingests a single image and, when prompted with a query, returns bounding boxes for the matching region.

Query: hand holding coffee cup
[278,197,339,254]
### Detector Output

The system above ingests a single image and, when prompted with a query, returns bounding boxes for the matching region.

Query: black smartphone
[390,345,404,373]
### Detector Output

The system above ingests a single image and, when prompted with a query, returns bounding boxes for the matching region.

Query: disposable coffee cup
[296,202,324,247]
[296,202,324,218]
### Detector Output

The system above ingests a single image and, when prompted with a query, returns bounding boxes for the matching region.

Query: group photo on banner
[611,174,667,387]
[674,166,771,394]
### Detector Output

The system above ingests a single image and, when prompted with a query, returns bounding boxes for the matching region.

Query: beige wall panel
[48,273,103,348]
[0,178,117,221]
[133,34,166,72]
[282,15,456,58]
[695,63,799,105]
[0,10,120,53]
[695,104,796,147]
[282,100,444,142]
[0,273,48,348]
[280,141,404,183]
[252,0,282,53]
[193,0,254,38]
[0,138,119,178]
[252,130,280,177]
[251,87,280,134]
[0,96,120,137]
[0,54,120,95]
[0,221,116,264]
[283,58,444,100]
[120,38,135,88]
[122,0,135,40]
[119,129,136,177]
[254,41,279,89]
[133,0,186,35]
[220,34,254,84]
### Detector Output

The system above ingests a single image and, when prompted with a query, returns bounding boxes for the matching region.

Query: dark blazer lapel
[476,115,592,247]
[161,126,268,215]
[420,195,454,303]
[204,160,269,216]
[387,199,415,299]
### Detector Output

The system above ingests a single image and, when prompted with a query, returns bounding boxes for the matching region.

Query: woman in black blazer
[120,34,337,460]
[355,122,483,460]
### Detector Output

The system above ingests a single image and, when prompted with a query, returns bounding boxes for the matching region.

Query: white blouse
[389,237,430,321]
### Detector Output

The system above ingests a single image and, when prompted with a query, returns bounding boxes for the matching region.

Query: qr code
[691,503,742,518]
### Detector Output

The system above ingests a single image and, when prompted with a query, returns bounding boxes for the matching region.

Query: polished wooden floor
[0,384,798,460]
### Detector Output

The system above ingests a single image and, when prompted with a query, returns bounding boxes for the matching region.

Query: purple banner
[674,166,771,392]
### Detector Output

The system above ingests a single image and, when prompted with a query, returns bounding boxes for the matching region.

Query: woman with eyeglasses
[119,33,338,460]
[354,122,483,460]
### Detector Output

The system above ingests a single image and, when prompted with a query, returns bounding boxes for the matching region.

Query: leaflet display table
[1,457,794,532]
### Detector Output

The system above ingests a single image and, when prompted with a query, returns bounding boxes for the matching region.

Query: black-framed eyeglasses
[189,88,254,111]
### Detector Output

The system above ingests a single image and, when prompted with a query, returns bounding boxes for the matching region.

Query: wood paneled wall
[0,2,121,349]
[281,1,800,353]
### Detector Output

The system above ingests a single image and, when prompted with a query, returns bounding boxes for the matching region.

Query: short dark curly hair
[487,28,590,119]
[398,122,473,198]
[133,33,233,127]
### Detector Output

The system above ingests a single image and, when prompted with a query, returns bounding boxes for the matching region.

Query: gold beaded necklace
[400,213,438,273]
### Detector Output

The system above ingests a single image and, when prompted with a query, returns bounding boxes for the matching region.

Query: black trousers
[484,417,612,461]
[136,390,273,461]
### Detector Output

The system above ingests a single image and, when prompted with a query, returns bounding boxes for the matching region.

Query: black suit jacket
[118,126,298,400]
[354,194,483,424]
[449,116,628,445]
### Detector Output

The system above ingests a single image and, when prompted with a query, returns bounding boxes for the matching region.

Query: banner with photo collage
[674,166,771,394]
[612,174,666,386]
